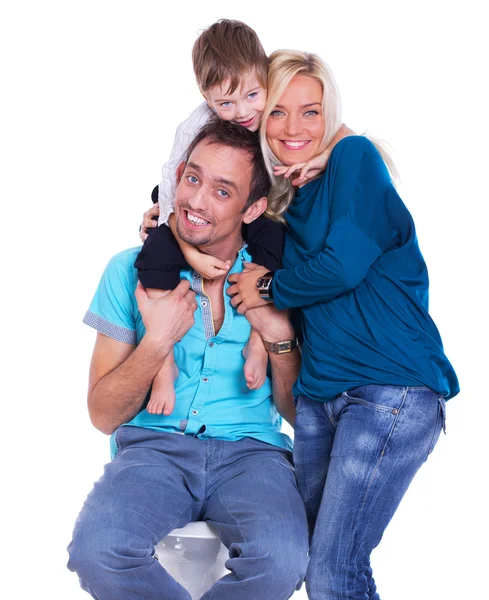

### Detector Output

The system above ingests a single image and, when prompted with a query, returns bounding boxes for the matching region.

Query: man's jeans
[293,385,446,600]
[67,427,309,600]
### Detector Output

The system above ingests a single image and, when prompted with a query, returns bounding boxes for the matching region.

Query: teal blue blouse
[272,136,459,402]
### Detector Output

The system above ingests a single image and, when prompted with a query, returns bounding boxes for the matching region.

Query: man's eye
[217,189,229,198]
[187,175,199,184]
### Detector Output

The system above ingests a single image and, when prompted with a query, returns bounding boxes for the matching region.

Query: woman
[227,50,459,600]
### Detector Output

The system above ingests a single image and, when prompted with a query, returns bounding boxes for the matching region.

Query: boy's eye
[220,101,233,108]
[217,189,230,198]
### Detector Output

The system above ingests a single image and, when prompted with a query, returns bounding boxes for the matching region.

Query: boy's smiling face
[205,70,267,132]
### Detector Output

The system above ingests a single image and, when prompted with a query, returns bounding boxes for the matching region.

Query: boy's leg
[242,328,268,390]
[201,438,309,600]
[305,386,445,600]
[147,347,178,414]
[144,288,179,415]
[67,427,206,600]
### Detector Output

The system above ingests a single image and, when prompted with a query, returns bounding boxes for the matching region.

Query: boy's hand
[139,204,160,242]
[182,245,231,279]
[273,123,356,186]
[273,150,331,186]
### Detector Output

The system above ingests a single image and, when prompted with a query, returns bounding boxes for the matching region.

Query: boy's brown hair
[192,20,268,95]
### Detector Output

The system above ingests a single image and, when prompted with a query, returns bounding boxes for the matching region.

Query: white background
[1,1,487,598]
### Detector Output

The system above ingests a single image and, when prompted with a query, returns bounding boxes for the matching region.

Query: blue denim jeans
[67,426,308,599]
[293,385,446,600]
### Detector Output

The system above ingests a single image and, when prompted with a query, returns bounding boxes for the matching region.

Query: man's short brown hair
[186,120,270,211]
[192,20,268,95]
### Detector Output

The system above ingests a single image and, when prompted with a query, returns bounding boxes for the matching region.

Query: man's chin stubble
[176,224,212,248]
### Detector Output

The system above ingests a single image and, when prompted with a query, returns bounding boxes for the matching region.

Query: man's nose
[188,186,209,211]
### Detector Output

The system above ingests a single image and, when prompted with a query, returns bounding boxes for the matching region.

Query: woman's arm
[228,137,398,311]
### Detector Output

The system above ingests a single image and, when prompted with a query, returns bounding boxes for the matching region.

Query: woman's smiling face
[265,74,325,165]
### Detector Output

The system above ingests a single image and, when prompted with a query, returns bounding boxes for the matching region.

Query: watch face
[257,276,272,298]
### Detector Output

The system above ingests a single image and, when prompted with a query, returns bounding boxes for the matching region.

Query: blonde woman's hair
[260,50,397,221]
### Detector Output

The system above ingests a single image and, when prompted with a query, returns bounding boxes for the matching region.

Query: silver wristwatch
[256,271,275,300]
[262,339,299,354]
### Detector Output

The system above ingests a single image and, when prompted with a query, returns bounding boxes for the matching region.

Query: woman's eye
[270,110,284,117]
[304,110,320,117]
[248,92,258,100]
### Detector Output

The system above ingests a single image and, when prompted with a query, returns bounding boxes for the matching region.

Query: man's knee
[254,532,309,592]
[67,516,150,581]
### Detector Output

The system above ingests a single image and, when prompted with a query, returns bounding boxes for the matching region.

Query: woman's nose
[284,114,301,137]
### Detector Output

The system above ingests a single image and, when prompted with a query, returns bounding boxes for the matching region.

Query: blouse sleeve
[272,137,398,310]
[158,102,214,226]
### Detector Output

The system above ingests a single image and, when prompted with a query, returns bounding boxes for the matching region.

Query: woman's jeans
[294,385,446,600]
[67,427,308,600]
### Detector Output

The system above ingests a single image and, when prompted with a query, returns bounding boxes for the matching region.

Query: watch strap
[263,339,299,354]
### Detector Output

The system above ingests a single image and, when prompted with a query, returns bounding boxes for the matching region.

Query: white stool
[155,522,230,599]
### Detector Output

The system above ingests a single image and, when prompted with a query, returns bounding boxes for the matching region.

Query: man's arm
[88,281,196,435]
[244,305,300,427]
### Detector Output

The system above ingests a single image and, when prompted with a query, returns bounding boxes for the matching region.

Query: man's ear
[242,197,268,224]
[176,161,186,184]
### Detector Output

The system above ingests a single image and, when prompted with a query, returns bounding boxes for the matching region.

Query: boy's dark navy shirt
[272,136,459,402]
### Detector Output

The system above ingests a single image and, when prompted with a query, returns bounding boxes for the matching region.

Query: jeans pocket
[428,397,446,455]
[114,425,127,455]
[342,386,403,413]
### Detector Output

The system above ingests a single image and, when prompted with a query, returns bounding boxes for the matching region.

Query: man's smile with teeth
[186,210,210,226]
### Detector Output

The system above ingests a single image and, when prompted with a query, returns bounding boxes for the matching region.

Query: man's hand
[244,304,294,343]
[135,280,197,350]
[227,262,271,313]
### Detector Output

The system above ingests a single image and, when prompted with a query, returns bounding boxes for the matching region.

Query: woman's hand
[227,263,271,313]
[139,204,160,242]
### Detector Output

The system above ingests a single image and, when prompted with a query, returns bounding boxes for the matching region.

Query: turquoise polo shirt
[83,246,292,456]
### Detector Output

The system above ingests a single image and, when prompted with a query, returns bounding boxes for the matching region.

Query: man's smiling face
[174,140,255,255]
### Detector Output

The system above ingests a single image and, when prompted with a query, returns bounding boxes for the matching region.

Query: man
[67,121,309,600]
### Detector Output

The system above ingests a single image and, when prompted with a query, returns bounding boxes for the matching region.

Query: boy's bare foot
[146,358,179,415]
[243,338,268,390]
[147,383,176,416]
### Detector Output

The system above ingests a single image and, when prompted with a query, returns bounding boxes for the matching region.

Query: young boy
[135,20,284,416]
